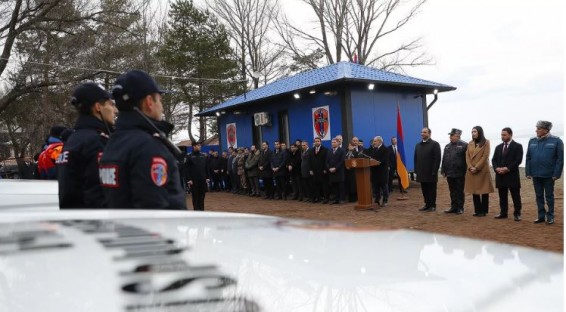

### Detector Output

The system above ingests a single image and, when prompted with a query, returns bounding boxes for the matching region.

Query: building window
[278,110,289,145]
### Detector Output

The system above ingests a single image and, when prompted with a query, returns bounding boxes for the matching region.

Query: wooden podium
[345,158,378,210]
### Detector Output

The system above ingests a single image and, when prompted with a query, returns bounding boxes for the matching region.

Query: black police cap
[70,83,112,109]
[111,70,170,110]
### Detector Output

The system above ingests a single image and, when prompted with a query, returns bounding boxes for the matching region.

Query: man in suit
[300,140,312,202]
[271,140,288,200]
[309,137,329,203]
[326,138,346,204]
[492,127,524,221]
[414,127,442,212]
[258,141,274,199]
[441,128,468,214]
[369,136,390,207]
[388,136,407,195]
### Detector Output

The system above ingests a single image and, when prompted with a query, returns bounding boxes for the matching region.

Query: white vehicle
[0,180,563,311]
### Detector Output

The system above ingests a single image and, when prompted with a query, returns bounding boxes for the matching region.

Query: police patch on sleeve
[99,165,119,187]
[151,157,168,187]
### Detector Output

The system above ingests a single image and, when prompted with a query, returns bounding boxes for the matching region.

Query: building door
[278,110,289,145]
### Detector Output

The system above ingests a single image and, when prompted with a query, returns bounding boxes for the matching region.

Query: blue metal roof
[198,61,456,116]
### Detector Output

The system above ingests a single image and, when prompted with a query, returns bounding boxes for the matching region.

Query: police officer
[57,83,117,209]
[99,70,186,209]
[440,128,468,214]
[185,141,209,210]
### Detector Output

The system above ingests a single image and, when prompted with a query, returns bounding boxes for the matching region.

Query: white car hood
[0,210,563,312]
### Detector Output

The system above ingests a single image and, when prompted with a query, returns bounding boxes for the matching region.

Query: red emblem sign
[150,157,168,187]
[227,123,237,147]
[313,108,329,138]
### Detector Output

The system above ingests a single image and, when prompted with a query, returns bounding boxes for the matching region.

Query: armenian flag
[396,104,410,189]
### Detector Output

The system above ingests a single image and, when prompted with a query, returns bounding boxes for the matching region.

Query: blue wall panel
[350,86,423,171]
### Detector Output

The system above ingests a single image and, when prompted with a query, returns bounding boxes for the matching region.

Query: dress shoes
[330,201,339,205]
[381,202,388,207]
[546,219,554,225]
[533,219,545,224]
[444,208,458,214]
[418,206,430,211]
[322,200,329,204]
[494,214,508,219]
[513,215,521,221]
[456,209,464,215]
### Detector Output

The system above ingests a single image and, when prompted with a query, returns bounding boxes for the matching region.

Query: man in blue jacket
[526,120,564,224]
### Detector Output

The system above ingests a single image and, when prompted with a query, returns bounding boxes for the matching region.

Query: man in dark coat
[220,151,229,191]
[326,138,346,204]
[208,150,221,191]
[309,137,329,203]
[286,143,302,200]
[185,141,210,211]
[300,140,312,202]
[369,136,390,207]
[388,137,406,194]
[441,128,468,214]
[258,141,274,199]
[271,140,288,199]
[492,127,523,221]
[414,127,442,212]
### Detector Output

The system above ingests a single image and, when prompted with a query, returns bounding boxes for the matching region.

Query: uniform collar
[74,115,111,133]
[115,111,174,136]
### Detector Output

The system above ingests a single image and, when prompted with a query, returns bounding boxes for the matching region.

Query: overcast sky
[396,0,563,142]
[280,0,564,145]
[183,0,564,146]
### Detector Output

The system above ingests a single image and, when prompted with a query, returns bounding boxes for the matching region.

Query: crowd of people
[26,69,562,222]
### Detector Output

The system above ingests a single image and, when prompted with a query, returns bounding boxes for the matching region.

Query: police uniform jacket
[57,115,110,208]
[414,139,441,183]
[441,140,468,178]
[99,111,186,210]
[185,150,209,182]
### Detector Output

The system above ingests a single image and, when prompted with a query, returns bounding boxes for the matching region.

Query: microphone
[357,151,372,159]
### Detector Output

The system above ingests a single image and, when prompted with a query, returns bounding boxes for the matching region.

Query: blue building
[197,62,456,171]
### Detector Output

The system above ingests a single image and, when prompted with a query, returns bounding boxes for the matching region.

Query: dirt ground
[194,173,564,253]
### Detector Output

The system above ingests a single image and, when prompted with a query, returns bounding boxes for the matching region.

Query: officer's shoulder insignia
[151,157,168,187]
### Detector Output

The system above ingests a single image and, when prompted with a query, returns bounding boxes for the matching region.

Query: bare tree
[209,0,285,88]
[278,0,432,72]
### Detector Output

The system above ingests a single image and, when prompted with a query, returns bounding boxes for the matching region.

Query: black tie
[503,143,508,155]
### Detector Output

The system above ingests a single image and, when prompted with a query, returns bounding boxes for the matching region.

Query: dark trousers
[249,176,260,195]
[290,174,301,199]
[263,176,274,198]
[447,177,465,209]
[300,176,312,200]
[388,168,403,193]
[222,173,230,191]
[533,177,555,220]
[498,187,522,216]
[230,173,240,193]
[311,176,329,202]
[373,181,389,203]
[420,182,437,208]
[274,176,287,199]
[329,181,344,202]
[472,194,489,214]
[190,179,207,211]
[211,172,221,191]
